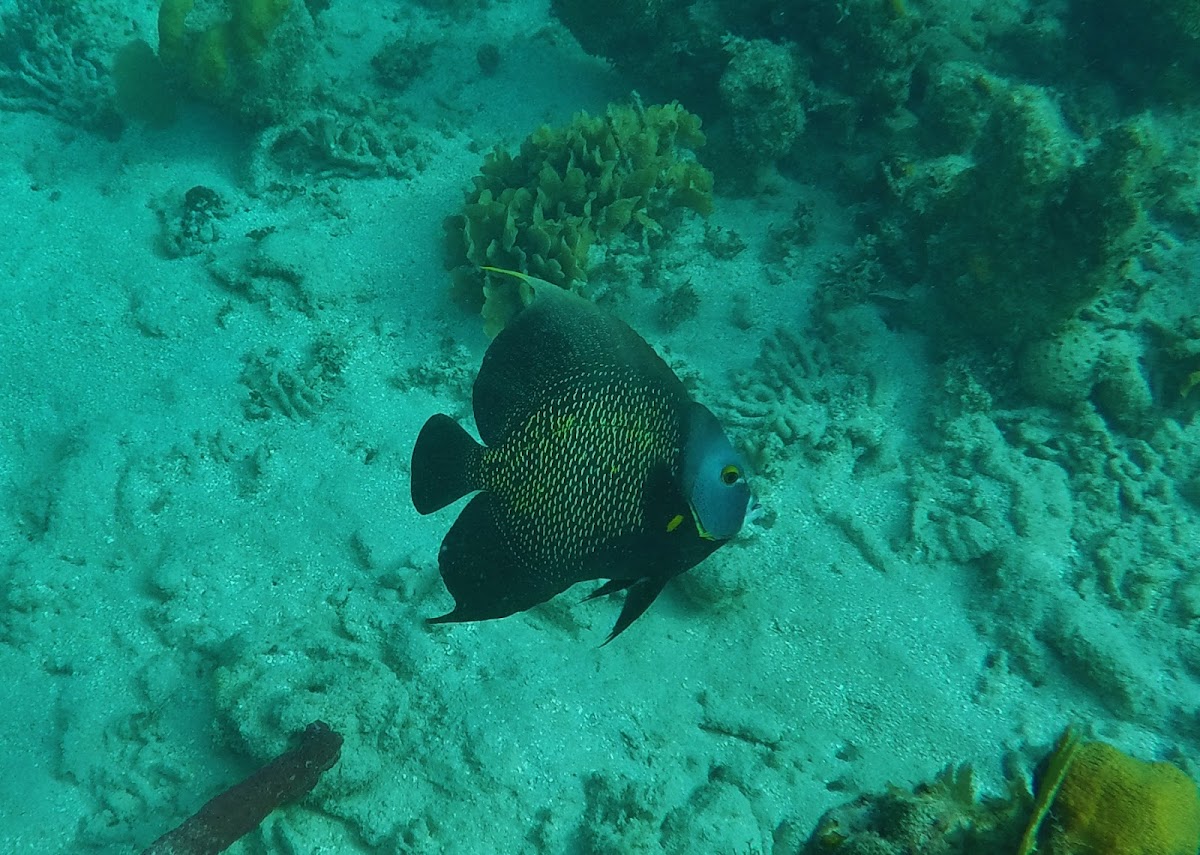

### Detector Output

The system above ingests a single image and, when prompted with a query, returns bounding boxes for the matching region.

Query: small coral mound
[800,764,1026,855]
[443,99,713,311]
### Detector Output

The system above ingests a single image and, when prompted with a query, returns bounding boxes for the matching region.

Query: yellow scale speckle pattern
[478,367,680,581]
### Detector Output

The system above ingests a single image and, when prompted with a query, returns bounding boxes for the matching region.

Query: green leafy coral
[443,99,713,313]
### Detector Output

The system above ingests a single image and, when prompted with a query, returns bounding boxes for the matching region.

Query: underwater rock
[662,780,764,854]
[718,37,807,162]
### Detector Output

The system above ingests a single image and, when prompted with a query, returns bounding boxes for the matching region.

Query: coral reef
[548,0,1195,414]
[443,99,713,311]
[547,0,1198,438]
[883,74,1161,350]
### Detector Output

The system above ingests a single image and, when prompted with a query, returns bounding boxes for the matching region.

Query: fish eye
[720,464,741,486]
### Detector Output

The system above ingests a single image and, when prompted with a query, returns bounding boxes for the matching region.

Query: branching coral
[0,0,120,132]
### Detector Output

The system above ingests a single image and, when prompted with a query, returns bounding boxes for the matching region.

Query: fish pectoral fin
[601,577,668,646]
[582,578,636,602]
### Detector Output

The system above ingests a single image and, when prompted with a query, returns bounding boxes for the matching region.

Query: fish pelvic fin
[582,578,636,603]
[411,414,483,515]
[601,576,668,646]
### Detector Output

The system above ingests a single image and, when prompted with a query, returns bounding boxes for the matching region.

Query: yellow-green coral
[231,0,290,56]
[157,0,291,100]
[157,0,194,68]
[1019,727,1200,855]
[443,99,713,311]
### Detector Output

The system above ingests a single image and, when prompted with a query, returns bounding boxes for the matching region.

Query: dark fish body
[411,271,750,642]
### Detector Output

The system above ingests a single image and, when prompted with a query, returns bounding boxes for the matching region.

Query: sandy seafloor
[1,0,1199,853]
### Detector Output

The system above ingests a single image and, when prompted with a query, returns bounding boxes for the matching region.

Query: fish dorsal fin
[473,268,687,446]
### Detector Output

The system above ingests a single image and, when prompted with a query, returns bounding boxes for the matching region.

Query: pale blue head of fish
[681,403,751,541]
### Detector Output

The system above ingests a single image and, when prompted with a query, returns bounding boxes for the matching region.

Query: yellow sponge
[1045,737,1200,855]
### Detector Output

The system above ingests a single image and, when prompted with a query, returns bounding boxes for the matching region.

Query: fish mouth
[689,499,758,542]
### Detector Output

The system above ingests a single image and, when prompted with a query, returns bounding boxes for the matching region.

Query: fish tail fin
[411,414,483,515]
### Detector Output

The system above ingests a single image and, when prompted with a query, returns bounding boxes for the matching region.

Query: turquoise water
[1,0,1197,852]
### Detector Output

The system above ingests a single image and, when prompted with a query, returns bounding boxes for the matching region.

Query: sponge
[1050,740,1200,855]
[1020,728,1200,855]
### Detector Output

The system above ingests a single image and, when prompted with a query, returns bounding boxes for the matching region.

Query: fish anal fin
[431,492,563,624]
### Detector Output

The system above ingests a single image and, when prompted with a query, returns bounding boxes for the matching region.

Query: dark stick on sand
[142,720,343,855]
